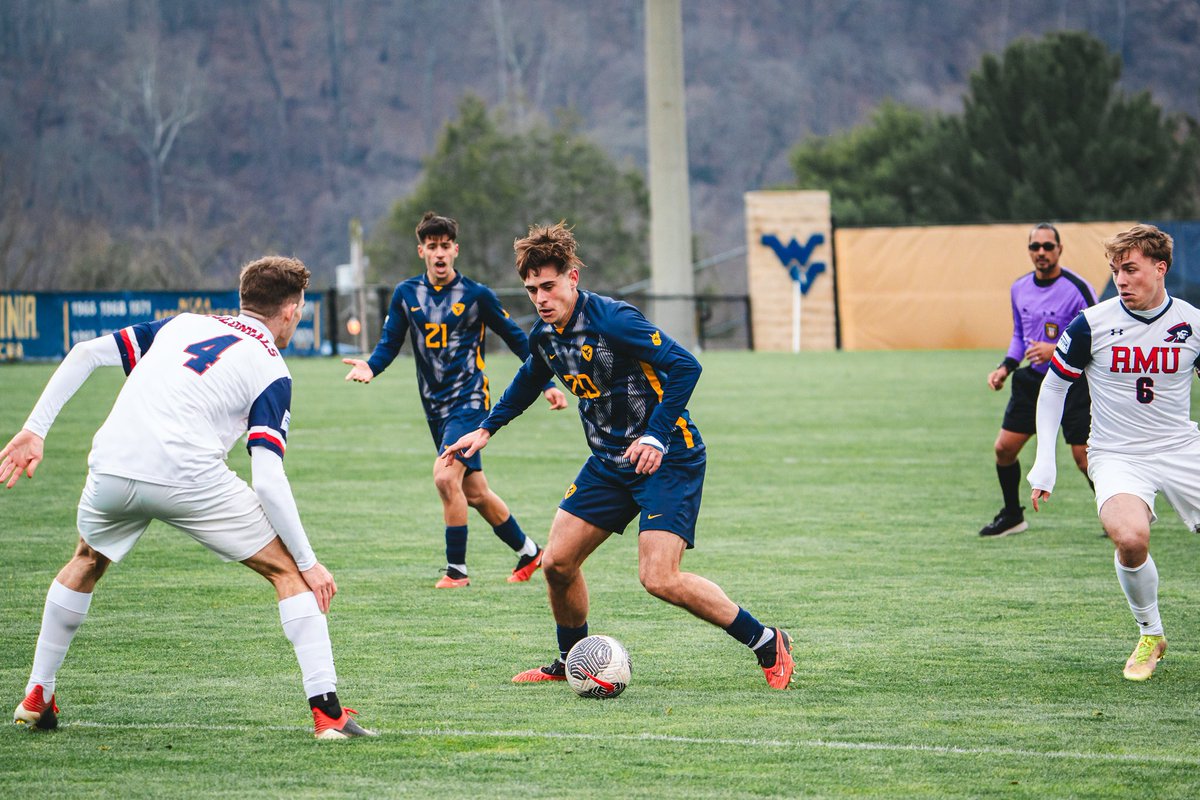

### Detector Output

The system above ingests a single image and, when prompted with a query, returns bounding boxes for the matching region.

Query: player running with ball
[443,222,794,690]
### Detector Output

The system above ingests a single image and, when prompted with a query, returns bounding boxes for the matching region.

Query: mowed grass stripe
[61,720,1200,765]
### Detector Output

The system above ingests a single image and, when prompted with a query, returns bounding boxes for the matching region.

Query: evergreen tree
[789,101,956,225]
[368,96,648,290]
[790,31,1200,225]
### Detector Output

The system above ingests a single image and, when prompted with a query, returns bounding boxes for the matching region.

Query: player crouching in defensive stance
[443,222,794,690]
[1,256,375,739]
[1029,224,1193,682]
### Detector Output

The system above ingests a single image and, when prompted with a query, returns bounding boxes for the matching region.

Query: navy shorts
[428,407,488,472]
[1002,366,1090,445]
[559,452,706,548]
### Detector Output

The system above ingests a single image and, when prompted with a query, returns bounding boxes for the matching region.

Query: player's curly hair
[239,256,310,317]
[513,221,587,279]
[1104,224,1174,272]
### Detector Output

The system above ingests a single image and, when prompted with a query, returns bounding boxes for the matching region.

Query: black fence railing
[324,287,753,354]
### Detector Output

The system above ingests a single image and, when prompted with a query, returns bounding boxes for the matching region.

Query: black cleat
[979,507,1028,537]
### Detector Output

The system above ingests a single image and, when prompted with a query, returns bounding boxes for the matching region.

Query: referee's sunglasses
[1028,242,1058,251]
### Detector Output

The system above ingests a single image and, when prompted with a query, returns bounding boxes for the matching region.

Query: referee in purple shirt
[981,223,1097,537]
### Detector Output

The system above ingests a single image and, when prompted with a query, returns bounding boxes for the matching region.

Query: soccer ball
[565,635,632,698]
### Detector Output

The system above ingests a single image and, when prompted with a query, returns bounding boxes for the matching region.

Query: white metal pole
[645,0,697,349]
[351,219,368,354]
[792,279,801,353]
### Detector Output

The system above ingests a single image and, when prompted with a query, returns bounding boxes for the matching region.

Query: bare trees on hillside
[95,33,205,230]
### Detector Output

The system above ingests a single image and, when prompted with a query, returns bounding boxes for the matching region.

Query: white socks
[1115,551,1164,636]
[517,537,538,558]
[27,581,93,702]
[27,584,337,704]
[279,592,337,698]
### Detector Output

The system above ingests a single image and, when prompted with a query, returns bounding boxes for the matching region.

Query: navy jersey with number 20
[484,290,703,470]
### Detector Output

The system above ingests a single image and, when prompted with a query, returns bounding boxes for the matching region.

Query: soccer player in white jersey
[1028,224,1199,681]
[1,256,375,739]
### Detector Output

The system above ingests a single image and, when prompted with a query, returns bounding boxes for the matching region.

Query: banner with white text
[0,291,322,361]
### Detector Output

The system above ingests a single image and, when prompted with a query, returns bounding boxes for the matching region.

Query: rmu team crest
[1165,322,1193,343]
[650,331,662,346]
[452,302,466,316]
[581,344,593,361]
[1044,322,1059,339]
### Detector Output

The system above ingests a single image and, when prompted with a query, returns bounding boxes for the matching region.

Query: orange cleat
[508,549,543,583]
[512,659,567,683]
[757,628,794,690]
[435,567,470,588]
[13,685,58,730]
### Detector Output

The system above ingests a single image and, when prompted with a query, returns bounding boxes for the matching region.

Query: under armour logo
[761,233,826,295]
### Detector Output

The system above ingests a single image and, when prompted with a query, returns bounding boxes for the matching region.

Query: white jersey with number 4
[1050,295,1200,455]
[89,313,292,486]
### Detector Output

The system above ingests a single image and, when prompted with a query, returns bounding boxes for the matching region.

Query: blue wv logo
[761,233,826,295]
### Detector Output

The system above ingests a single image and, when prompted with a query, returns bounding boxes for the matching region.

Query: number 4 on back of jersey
[183,334,241,374]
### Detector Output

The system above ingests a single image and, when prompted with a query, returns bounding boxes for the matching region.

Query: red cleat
[312,706,378,740]
[512,659,567,683]
[13,685,58,730]
[508,549,543,583]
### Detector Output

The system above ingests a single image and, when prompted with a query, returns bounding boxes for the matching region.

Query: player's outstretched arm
[342,358,375,383]
[441,428,491,463]
[0,430,44,489]
[1027,371,1070,511]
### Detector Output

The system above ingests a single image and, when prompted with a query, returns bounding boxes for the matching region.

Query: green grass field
[2,350,1199,798]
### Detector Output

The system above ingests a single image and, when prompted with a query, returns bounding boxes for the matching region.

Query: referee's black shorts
[1001,365,1090,445]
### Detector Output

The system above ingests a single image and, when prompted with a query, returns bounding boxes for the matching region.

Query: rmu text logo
[760,233,826,295]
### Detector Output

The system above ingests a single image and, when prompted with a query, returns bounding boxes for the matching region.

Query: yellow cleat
[1123,634,1167,681]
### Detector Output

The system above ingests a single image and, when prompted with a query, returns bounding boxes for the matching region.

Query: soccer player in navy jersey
[1030,224,1200,682]
[2,257,374,739]
[344,212,567,588]
[980,223,1096,537]
[442,222,794,690]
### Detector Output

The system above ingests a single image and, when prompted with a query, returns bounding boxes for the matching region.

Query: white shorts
[1089,444,1200,531]
[77,470,277,563]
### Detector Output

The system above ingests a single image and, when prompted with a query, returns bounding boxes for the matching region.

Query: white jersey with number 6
[1050,296,1200,455]
[89,313,293,486]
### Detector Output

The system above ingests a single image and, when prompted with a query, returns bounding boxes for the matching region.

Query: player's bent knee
[63,540,112,584]
[433,473,459,497]
[541,554,576,587]
[638,570,681,603]
[72,540,110,569]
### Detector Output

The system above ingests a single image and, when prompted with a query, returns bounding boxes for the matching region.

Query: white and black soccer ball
[565,634,632,698]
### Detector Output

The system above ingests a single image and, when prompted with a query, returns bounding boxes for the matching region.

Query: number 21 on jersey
[424,322,448,348]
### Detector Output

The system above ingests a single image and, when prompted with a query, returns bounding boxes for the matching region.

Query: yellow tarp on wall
[835,222,1137,351]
